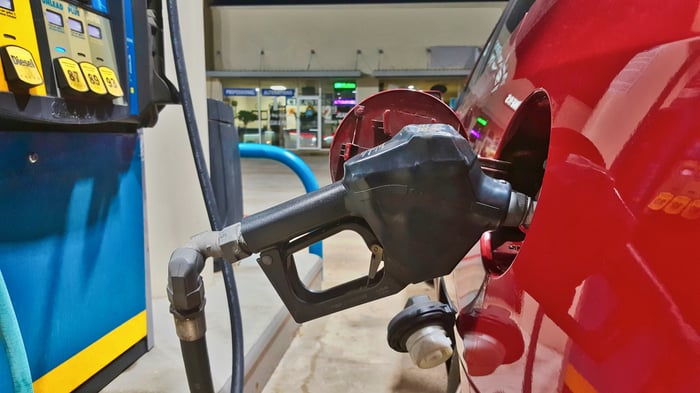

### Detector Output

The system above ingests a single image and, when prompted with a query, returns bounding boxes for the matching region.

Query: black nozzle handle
[254,218,404,323]
[241,182,349,252]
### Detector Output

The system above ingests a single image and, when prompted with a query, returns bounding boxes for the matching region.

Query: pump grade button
[79,62,107,96]
[0,45,44,89]
[97,66,123,98]
[54,57,89,94]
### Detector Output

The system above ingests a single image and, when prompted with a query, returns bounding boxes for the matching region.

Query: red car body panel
[453,1,700,391]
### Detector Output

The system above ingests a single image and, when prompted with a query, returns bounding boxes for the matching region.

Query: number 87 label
[55,57,89,93]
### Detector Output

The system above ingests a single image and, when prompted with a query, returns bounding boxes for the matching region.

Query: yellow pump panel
[0,0,46,95]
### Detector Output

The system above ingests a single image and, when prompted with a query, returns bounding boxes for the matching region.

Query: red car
[449,0,700,391]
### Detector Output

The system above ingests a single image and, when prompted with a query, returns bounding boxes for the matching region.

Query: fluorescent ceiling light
[270,85,286,91]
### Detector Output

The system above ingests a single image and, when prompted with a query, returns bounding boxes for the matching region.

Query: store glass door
[295,96,322,150]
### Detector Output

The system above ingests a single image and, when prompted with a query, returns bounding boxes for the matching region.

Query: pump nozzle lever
[368,244,384,280]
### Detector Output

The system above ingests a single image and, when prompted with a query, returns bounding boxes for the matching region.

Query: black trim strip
[73,338,149,393]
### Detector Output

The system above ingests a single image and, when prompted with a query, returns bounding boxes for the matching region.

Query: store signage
[334,81,356,90]
[223,87,257,96]
[262,88,295,97]
[333,99,356,105]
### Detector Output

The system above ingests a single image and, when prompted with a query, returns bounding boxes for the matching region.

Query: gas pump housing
[0,1,176,392]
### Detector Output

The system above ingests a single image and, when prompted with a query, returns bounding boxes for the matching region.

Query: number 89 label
[79,62,107,96]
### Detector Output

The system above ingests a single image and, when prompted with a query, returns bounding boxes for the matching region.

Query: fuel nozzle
[240,123,535,322]
[168,123,535,323]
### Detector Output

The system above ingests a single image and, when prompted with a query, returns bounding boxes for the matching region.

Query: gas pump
[0,1,176,392]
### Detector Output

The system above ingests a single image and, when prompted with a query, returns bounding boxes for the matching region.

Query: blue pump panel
[0,131,147,391]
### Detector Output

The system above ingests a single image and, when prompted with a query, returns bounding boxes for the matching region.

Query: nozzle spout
[502,192,537,231]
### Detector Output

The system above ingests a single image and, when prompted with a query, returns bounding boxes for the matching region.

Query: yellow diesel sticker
[79,61,106,95]
[663,195,691,215]
[97,66,123,97]
[0,45,43,87]
[648,192,674,211]
[681,199,700,220]
[56,57,88,93]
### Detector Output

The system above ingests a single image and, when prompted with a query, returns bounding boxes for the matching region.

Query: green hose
[0,271,33,393]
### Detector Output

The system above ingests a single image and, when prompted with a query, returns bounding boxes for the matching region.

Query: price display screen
[68,17,84,33]
[46,9,63,27]
[0,0,13,11]
[88,24,102,39]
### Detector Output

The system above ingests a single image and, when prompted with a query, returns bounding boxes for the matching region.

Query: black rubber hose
[180,338,215,393]
[166,1,245,393]
[219,259,244,393]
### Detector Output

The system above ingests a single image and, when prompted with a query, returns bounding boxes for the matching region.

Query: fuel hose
[166,1,245,392]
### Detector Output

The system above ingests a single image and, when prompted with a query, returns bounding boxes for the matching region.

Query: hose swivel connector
[167,247,207,341]
[166,222,251,342]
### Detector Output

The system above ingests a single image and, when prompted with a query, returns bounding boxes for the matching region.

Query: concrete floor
[104,151,451,393]
[243,153,449,393]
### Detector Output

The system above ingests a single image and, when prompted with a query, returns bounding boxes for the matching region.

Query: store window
[261,83,295,146]
[324,81,356,147]
[221,79,357,150]
[223,81,261,142]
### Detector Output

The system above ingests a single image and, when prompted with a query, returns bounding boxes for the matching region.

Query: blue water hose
[0,271,33,393]
[238,144,323,258]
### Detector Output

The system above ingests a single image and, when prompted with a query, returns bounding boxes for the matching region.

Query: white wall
[211,3,505,73]
[207,78,224,101]
[144,0,211,298]
[356,76,380,102]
